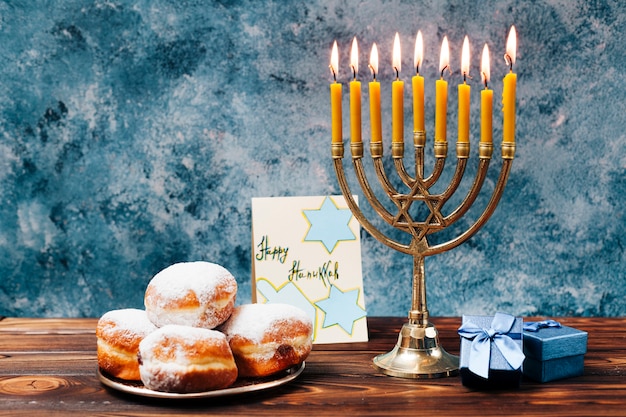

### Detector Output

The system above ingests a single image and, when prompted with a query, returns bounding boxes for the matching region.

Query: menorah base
[373,321,459,378]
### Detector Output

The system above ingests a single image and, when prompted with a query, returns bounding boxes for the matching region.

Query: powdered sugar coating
[144,261,237,329]
[96,308,158,380]
[220,303,312,343]
[147,262,236,305]
[97,308,157,340]
[138,324,238,392]
[139,324,226,363]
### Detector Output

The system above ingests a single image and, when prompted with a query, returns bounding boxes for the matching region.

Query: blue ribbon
[523,319,562,332]
[458,312,525,379]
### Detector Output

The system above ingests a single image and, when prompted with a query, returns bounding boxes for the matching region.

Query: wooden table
[1,316,625,416]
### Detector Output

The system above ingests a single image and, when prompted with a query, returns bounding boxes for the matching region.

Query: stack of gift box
[458,313,588,389]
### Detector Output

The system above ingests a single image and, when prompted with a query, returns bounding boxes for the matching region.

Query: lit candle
[458,36,470,144]
[435,36,449,143]
[349,37,362,144]
[369,43,382,143]
[502,25,517,144]
[392,33,404,143]
[330,40,342,144]
[412,30,425,132]
[480,44,493,144]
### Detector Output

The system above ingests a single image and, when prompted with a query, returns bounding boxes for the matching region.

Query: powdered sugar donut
[96,308,157,380]
[138,324,238,393]
[219,303,313,377]
[144,261,237,329]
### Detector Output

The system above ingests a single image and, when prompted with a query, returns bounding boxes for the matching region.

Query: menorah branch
[425,157,514,256]
[353,159,395,226]
[442,158,489,226]
[333,144,412,255]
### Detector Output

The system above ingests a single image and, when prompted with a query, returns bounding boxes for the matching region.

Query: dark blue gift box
[458,313,524,389]
[523,322,587,382]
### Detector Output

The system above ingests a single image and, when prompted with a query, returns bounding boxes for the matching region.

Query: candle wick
[463,73,467,83]
[504,54,513,72]
[368,64,376,81]
[482,72,488,89]
[351,65,357,80]
[394,66,399,80]
[440,65,449,79]
[329,65,337,82]
[416,63,420,75]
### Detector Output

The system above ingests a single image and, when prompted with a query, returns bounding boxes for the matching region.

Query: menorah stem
[373,248,458,377]
[409,250,428,327]
[413,131,426,176]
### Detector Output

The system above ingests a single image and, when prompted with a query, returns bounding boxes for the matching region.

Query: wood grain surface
[1,316,625,416]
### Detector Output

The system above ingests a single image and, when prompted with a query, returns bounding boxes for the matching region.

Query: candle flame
[330,40,339,80]
[506,25,516,67]
[461,36,470,78]
[439,36,450,76]
[369,43,378,79]
[481,44,490,87]
[414,30,423,73]
[392,32,401,76]
[350,37,359,78]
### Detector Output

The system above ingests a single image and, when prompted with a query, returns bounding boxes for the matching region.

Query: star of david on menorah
[328,27,517,378]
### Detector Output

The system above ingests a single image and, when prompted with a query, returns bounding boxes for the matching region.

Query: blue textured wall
[0,1,623,318]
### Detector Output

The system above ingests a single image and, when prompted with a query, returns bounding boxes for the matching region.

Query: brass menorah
[331,131,515,378]
[329,28,517,378]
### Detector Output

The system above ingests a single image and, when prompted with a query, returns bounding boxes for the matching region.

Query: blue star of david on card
[315,285,366,335]
[303,197,355,253]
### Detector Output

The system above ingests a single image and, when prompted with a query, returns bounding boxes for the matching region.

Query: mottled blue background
[0,1,623,318]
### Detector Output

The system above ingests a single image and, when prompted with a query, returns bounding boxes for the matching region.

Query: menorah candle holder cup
[332,130,514,378]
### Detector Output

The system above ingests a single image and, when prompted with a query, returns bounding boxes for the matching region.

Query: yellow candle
[331,83,343,144]
[329,41,342,144]
[350,80,361,143]
[480,44,493,144]
[481,89,493,144]
[412,75,424,132]
[412,30,425,132]
[349,37,362,143]
[392,80,404,143]
[458,84,470,143]
[503,75,516,143]
[435,79,448,142]
[391,33,404,143]
[370,80,381,143]
[435,36,449,143]
[369,43,382,143]
[502,26,517,144]
[458,36,470,143]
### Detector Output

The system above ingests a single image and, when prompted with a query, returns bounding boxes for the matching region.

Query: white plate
[98,362,305,399]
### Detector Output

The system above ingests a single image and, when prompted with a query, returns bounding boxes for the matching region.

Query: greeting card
[251,195,368,344]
